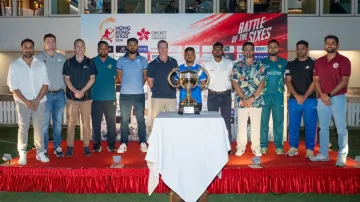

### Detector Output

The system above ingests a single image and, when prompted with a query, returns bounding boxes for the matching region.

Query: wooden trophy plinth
[170,190,208,202]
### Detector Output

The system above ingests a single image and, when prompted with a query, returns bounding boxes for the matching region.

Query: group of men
[7,33,350,167]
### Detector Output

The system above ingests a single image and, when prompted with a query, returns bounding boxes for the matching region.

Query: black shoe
[93,144,102,153]
[54,147,64,157]
[66,147,73,157]
[107,144,116,152]
[84,146,91,156]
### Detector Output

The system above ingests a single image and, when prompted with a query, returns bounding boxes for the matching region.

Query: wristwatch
[328,93,333,98]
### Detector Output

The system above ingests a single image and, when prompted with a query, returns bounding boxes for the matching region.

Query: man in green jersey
[260,39,288,155]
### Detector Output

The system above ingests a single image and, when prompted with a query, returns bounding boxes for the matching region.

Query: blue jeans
[317,94,348,157]
[288,98,317,150]
[43,91,66,151]
[120,94,146,145]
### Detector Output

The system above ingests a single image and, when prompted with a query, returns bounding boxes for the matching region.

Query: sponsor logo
[138,45,148,53]
[202,46,213,53]
[99,17,116,42]
[255,46,267,52]
[224,46,234,52]
[116,46,127,53]
[238,54,244,60]
[267,71,283,76]
[237,46,243,53]
[151,54,158,59]
[255,53,268,60]
[151,31,167,40]
[115,25,131,42]
[108,46,114,53]
[224,53,235,60]
[333,63,339,68]
[137,28,150,41]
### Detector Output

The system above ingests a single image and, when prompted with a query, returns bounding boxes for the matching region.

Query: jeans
[91,100,117,147]
[43,91,66,151]
[288,98,317,150]
[317,94,348,157]
[120,94,146,145]
[260,94,284,149]
[207,91,232,142]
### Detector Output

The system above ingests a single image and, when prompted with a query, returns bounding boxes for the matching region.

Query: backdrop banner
[80,13,288,142]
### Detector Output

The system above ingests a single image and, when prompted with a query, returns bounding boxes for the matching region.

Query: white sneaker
[286,147,299,156]
[117,143,127,153]
[253,149,262,157]
[235,148,245,156]
[140,143,148,152]
[36,152,50,163]
[18,154,27,166]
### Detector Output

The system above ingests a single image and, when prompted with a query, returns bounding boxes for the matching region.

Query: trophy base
[178,104,201,115]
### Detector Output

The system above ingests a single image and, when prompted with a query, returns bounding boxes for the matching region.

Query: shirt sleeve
[340,58,351,77]
[90,59,98,76]
[116,58,123,70]
[258,63,266,82]
[231,63,239,81]
[42,63,50,86]
[147,62,154,78]
[313,60,319,76]
[142,58,148,70]
[285,61,291,77]
[62,59,70,76]
[7,64,18,92]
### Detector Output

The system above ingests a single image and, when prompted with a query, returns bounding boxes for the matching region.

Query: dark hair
[98,40,109,48]
[324,35,339,45]
[195,0,201,4]
[296,40,309,48]
[184,47,195,53]
[74,39,85,46]
[127,38,138,44]
[213,42,224,49]
[44,33,56,42]
[158,40,168,48]
[242,41,254,51]
[268,39,279,46]
[21,38,34,46]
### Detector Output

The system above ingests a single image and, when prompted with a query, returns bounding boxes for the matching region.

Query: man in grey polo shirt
[116,38,148,153]
[37,34,67,158]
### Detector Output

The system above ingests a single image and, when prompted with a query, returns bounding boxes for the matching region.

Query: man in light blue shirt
[116,38,148,153]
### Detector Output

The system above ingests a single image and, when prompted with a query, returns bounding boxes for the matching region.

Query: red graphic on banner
[137,28,150,41]
[170,13,288,59]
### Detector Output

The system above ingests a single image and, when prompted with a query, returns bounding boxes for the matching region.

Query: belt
[48,89,64,94]
[208,89,231,94]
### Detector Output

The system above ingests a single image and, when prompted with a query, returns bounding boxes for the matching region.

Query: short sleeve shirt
[116,53,148,95]
[174,64,207,104]
[261,56,287,95]
[62,56,98,101]
[232,60,266,108]
[285,57,316,99]
[314,52,351,96]
[147,56,178,99]
[92,56,117,101]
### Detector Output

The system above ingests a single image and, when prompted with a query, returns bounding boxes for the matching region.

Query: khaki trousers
[150,98,177,132]
[236,107,262,152]
[66,99,92,147]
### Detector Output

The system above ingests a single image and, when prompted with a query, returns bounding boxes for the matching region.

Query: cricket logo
[99,17,116,42]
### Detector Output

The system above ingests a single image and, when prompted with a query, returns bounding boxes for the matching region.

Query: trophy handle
[199,67,210,89]
[167,67,181,88]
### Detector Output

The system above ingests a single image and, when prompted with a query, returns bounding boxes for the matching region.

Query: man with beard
[175,47,207,111]
[63,39,98,157]
[147,40,178,133]
[116,38,148,153]
[7,39,50,165]
[310,35,351,167]
[37,33,67,158]
[203,42,233,144]
[231,42,266,157]
[91,41,117,152]
[285,40,317,158]
[260,39,288,155]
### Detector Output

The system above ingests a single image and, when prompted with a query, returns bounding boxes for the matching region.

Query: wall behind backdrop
[80,13,288,141]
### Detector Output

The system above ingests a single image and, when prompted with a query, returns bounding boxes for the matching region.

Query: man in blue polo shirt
[260,39,288,155]
[147,40,178,132]
[91,41,117,153]
[175,47,207,111]
[116,38,148,153]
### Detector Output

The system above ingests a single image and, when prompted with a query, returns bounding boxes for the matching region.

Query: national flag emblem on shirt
[108,64,112,69]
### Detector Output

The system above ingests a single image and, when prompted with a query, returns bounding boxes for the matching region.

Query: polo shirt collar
[156,55,172,63]
[71,55,90,63]
[213,57,224,63]
[124,52,140,58]
[43,51,58,59]
[267,56,280,63]
[324,51,340,63]
[95,55,110,63]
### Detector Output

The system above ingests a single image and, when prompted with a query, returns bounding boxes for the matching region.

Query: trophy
[167,66,210,115]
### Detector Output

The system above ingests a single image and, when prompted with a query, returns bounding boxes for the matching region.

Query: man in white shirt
[7,39,50,165]
[203,42,233,145]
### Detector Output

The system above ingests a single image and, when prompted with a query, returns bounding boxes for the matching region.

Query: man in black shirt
[63,39,98,157]
[285,40,317,158]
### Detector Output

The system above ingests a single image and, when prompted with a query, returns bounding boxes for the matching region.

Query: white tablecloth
[145,111,231,202]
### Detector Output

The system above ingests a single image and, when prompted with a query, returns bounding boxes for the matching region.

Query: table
[145,112,231,202]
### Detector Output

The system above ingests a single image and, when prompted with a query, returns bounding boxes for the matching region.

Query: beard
[326,48,336,53]
[99,52,107,57]
[214,54,222,59]
[269,52,278,56]
[23,51,33,58]
[128,49,137,54]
